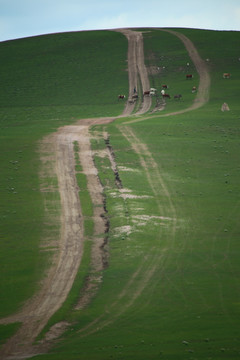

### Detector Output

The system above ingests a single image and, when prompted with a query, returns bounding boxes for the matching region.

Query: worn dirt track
[0,29,210,360]
[116,29,151,115]
[125,28,211,124]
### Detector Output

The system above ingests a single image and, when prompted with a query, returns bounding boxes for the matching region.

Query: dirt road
[126,29,211,124]
[0,29,210,359]
[167,30,210,108]
[0,29,149,360]
[117,29,151,115]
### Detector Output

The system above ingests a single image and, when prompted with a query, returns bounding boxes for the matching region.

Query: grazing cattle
[223,73,231,78]
[118,95,125,99]
[192,86,197,93]
[174,94,182,100]
[162,93,171,99]
[161,89,165,95]
[143,90,150,96]
[129,93,138,104]
[186,74,193,79]
[132,94,138,99]
[162,84,168,89]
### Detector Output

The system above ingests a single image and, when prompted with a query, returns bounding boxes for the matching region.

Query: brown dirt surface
[0,28,210,359]
[116,29,152,115]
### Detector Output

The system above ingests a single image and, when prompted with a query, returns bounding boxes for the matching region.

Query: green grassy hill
[0,29,128,318]
[1,28,240,359]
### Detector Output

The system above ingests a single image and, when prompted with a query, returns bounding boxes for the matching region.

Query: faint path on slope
[116,29,152,115]
[164,29,211,109]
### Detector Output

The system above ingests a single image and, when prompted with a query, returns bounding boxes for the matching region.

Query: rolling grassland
[0,30,128,345]
[0,28,240,359]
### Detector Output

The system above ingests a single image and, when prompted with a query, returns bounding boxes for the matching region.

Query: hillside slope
[0,28,240,360]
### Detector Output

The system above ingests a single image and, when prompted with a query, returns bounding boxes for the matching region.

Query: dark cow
[129,94,139,104]
[174,94,182,100]
[143,90,150,96]
[162,93,171,99]
[223,73,231,78]
[186,74,193,79]
[132,94,138,99]
[162,84,168,89]
[118,95,125,99]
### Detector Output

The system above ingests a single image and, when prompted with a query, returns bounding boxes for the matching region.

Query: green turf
[0,29,128,319]
[1,28,240,360]
[143,29,199,112]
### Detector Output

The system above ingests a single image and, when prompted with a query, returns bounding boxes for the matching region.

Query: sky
[0,0,239,42]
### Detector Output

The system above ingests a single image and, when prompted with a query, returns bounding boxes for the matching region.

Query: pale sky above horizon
[0,0,239,42]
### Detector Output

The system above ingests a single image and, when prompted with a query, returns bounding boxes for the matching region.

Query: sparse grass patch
[79,191,93,217]
[0,323,21,347]
[84,219,94,238]
[75,173,93,217]
[94,156,115,188]
[76,173,88,191]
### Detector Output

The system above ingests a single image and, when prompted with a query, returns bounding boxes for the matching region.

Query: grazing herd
[118,74,197,103]
[118,94,125,99]
[118,71,231,103]
[223,72,231,79]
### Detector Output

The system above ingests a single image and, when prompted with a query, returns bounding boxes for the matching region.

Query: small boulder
[221,103,230,112]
